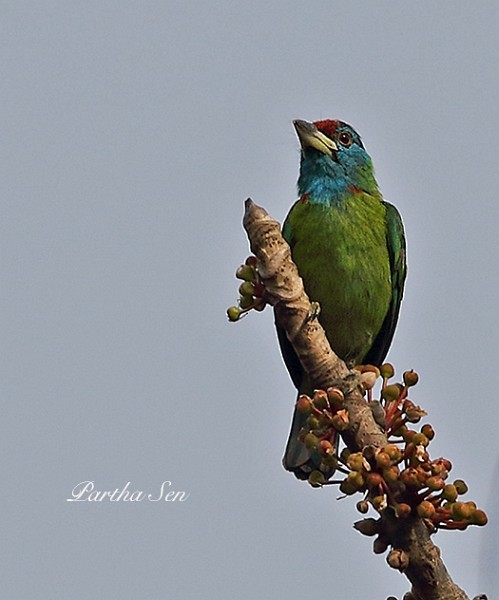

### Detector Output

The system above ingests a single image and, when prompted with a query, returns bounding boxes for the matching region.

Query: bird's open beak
[293,119,338,156]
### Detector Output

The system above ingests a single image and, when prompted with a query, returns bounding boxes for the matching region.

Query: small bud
[421,424,435,440]
[373,536,389,554]
[238,281,255,297]
[339,479,358,496]
[383,465,400,483]
[356,363,380,376]
[245,256,258,267]
[375,451,392,469]
[403,370,419,387]
[470,509,488,526]
[356,500,369,514]
[307,416,320,430]
[453,479,468,495]
[361,371,378,391]
[347,470,365,490]
[451,502,473,520]
[400,468,420,487]
[318,440,334,457]
[332,409,349,431]
[296,395,312,415]
[392,424,408,438]
[227,306,242,322]
[238,295,254,309]
[384,444,403,463]
[308,470,326,488]
[403,429,417,443]
[396,503,412,518]
[340,448,351,464]
[417,500,436,518]
[380,363,395,379]
[366,472,384,489]
[387,549,409,571]
[353,517,379,536]
[347,452,365,472]
[412,433,429,447]
[304,433,319,450]
[441,484,458,502]
[313,389,329,410]
[326,387,344,406]
[442,459,452,472]
[382,384,402,403]
[236,264,255,281]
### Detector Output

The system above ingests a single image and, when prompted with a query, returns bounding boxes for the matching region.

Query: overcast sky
[3,2,499,599]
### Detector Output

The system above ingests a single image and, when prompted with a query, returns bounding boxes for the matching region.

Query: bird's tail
[283,396,337,481]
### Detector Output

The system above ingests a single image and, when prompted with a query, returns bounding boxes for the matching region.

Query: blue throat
[297,149,379,206]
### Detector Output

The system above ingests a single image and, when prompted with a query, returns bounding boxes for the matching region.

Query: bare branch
[242,198,470,600]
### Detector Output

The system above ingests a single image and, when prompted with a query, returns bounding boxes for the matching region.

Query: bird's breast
[285,196,392,364]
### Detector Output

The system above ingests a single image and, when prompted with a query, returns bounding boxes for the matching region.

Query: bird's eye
[338,131,353,147]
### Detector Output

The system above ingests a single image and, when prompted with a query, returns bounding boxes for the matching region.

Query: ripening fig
[347,452,365,472]
[332,410,349,431]
[421,423,435,440]
[395,503,411,518]
[227,306,242,322]
[384,444,402,462]
[304,433,319,450]
[308,470,326,488]
[366,472,384,489]
[238,281,255,297]
[380,363,395,379]
[387,549,409,571]
[453,479,468,495]
[326,387,344,406]
[313,389,329,410]
[236,264,255,281]
[296,395,312,415]
[381,384,402,403]
[383,465,400,483]
[245,256,258,268]
[318,440,334,457]
[373,536,389,554]
[417,500,436,518]
[403,370,419,387]
[470,509,488,526]
[375,451,392,469]
[442,484,458,502]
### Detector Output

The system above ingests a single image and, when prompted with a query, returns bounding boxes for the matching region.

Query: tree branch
[242,198,471,600]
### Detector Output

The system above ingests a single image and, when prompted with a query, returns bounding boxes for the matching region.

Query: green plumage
[279,119,406,479]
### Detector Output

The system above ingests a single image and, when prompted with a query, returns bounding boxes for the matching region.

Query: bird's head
[293,119,380,204]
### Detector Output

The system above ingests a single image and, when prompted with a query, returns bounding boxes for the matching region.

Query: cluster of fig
[227,256,266,322]
[293,387,349,481]
[303,364,488,533]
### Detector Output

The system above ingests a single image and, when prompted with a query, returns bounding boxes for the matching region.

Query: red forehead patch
[313,119,339,139]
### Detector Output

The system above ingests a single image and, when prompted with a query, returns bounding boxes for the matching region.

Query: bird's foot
[306,301,321,322]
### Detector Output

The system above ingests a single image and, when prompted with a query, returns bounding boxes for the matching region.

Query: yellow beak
[293,119,338,156]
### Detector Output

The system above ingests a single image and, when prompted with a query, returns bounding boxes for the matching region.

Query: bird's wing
[364,201,407,366]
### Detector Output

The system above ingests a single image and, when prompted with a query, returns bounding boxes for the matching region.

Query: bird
[278,118,406,480]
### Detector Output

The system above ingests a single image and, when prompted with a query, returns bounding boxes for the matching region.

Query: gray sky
[3,2,498,598]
